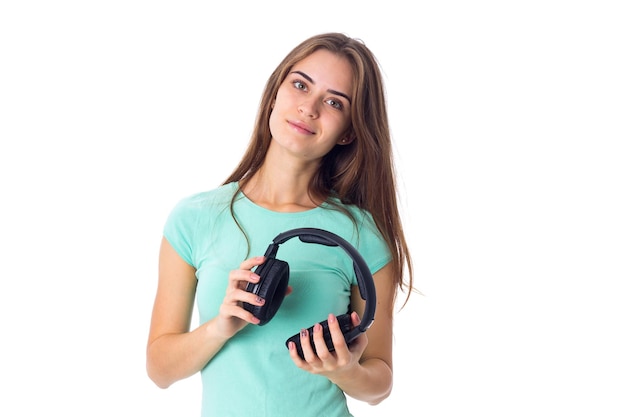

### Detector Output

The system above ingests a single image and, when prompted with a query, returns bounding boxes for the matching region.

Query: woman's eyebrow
[290,70,352,104]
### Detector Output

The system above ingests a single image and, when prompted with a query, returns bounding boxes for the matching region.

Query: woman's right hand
[214,256,267,338]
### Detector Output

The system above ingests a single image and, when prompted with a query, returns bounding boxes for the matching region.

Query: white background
[1,1,625,416]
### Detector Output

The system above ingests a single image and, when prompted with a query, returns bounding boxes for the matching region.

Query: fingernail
[256,296,265,304]
[328,314,336,323]
[300,329,307,338]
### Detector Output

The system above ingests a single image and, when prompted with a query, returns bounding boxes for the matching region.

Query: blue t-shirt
[163,182,391,417]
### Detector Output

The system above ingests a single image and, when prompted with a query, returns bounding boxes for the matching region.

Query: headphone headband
[269,228,376,335]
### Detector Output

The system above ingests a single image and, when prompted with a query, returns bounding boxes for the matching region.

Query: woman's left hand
[287,311,367,378]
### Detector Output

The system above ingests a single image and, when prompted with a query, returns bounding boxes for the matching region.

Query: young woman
[147,32,414,417]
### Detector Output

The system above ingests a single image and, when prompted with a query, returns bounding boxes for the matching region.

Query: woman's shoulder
[324,197,376,226]
[164,183,237,227]
[174,182,237,210]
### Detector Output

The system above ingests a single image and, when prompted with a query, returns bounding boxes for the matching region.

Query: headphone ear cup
[285,313,353,359]
[243,258,289,325]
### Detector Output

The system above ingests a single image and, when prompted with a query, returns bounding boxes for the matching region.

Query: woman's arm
[146,237,266,388]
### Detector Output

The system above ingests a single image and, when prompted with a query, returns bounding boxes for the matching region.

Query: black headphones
[243,227,377,359]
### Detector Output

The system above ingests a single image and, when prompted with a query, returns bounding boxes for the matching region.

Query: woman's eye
[326,99,343,110]
[293,80,307,91]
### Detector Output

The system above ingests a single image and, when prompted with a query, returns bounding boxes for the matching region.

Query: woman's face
[268,49,354,162]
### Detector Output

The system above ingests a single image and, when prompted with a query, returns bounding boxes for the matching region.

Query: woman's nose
[298,98,319,118]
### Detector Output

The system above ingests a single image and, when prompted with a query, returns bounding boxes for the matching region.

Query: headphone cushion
[285,313,353,359]
[243,258,289,325]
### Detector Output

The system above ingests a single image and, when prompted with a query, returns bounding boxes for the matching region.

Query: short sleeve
[355,213,392,276]
[163,196,199,266]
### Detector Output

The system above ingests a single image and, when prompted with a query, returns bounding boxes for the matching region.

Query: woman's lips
[288,120,315,135]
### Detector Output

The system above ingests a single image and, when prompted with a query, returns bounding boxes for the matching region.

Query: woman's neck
[242,164,324,212]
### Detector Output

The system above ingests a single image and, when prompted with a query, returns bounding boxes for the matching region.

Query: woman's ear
[338,132,355,145]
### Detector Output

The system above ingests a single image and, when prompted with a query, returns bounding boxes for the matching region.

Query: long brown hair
[224,32,414,305]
